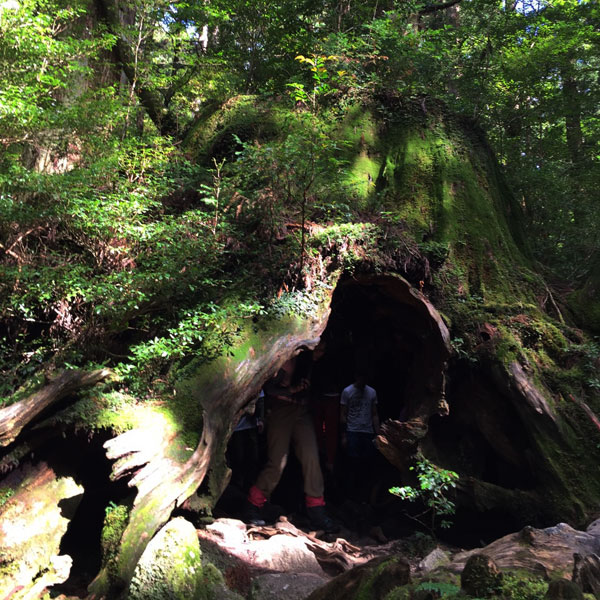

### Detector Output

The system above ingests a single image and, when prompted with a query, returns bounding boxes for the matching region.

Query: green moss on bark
[128,517,227,600]
[101,502,130,583]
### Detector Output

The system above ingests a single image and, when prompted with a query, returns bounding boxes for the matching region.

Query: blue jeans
[346,431,376,459]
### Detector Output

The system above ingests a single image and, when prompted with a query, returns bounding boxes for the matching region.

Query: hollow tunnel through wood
[218,274,455,532]
[219,274,550,544]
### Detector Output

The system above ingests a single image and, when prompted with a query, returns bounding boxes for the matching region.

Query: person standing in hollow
[340,372,380,502]
[244,349,337,532]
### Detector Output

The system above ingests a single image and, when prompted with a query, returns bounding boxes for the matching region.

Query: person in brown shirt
[244,349,337,533]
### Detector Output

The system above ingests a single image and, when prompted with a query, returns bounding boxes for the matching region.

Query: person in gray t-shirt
[340,373,380,501]
[341,375,380,442]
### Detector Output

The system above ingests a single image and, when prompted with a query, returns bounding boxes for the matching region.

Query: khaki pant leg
[292,407,325,499]
[254,402,295,498]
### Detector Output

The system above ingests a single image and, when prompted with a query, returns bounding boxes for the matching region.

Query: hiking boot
[306,505,339,533]
[243,500,266,526]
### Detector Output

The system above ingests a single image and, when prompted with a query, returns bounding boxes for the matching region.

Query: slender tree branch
[94,0,188,138]
[418,0,462,15]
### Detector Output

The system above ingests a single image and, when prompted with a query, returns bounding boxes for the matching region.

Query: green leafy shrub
[499,572,548,600]
[416,581,460,596]
[0,487,14,509]
[390,454,459,534]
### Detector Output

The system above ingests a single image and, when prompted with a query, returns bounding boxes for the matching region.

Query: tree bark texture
[89,292,336,596]
[0,368,112,447]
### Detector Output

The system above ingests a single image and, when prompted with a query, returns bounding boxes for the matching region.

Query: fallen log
[450,522,600,577]
[0,368,113,447]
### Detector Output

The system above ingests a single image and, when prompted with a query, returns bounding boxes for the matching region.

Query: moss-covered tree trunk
[1,96,599,598]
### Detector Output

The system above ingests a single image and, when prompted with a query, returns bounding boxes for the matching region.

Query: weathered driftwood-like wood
[88,422,217,598]
[248,518,367,574]
[376,418,428,471]
[0,368,112,447]
[104,426,178,482]
[507,361,557,424]
[451,523,600,577]
[573,553,600,597]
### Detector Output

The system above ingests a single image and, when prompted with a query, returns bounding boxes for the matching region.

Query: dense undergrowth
[2,95,599,428]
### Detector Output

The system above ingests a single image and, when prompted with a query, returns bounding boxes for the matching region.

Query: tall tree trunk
[562,69,583,163]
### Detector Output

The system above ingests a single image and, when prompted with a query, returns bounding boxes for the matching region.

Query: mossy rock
[0,462,83,594]
[460,554,503,598]
[306,555,410,600]
[545,578,584,600]
[183,95,279,164]
[127,517,230,600]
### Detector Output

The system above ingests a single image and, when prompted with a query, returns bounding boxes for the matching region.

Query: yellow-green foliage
[310,222,381,272]
[0,487,14,508]
[499,571,548,600]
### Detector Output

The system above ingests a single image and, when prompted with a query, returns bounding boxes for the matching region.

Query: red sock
[248,485,267,507]
[305,495,326,508]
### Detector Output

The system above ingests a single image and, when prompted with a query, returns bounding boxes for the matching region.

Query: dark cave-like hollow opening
[37,429,133,596]
[219,274,546,545]
[219,274,451,536]
[428,364,538,492]
[315,275,449,423]
[424,362,543,545]
[306,276,450,534]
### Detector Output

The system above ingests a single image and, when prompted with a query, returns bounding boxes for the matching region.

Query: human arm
[372,399,380,435]
[264,369,308,401]
[371,402,380,435]
[340,390,348,447]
